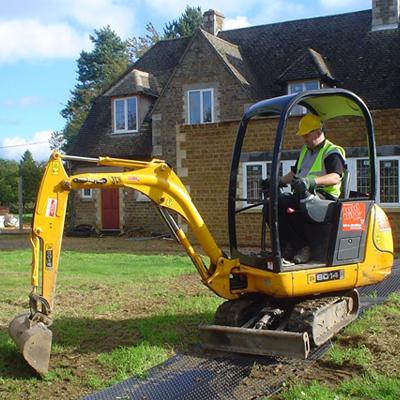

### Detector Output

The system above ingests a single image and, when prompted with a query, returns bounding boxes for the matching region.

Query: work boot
[293,246,311,264]
[282,244,295,261]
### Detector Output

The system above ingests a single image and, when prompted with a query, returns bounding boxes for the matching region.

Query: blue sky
[0,0,369,161]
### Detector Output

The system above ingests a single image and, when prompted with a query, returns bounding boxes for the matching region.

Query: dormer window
[113,97,138,134]
[288,80,320,115]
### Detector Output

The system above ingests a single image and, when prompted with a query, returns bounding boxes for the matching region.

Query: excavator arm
[9,152,240,374]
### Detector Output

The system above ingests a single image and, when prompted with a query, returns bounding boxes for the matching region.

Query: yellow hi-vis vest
[296,139,345,199]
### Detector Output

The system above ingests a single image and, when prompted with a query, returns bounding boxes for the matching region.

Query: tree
[128,23,161,60]
[61,26,131,149]
[49,130,66,152]
[0,159,19,210]
[128,6,203,60]
[163,6,203,39]
[19,150,44,212]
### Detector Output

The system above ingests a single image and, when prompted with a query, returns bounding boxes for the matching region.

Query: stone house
[70,0,400,249]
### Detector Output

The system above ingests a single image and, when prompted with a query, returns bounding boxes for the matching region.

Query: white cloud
[320,0,368,11]
[0,20,92,62]
[0,0,137,63]
[0,130,52,161]
[64,0,136,37]
[0,0,369,62]
[224,16,251,30]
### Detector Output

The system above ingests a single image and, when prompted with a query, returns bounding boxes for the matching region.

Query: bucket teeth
[9,313,52,375]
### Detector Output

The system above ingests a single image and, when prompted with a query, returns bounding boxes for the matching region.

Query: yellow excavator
[9,89,394,375]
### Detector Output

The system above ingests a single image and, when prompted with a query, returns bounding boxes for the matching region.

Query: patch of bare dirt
[0,233,191,254]
[168,273,210,297]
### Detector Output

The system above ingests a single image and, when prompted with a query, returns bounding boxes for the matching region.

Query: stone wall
[151,31,253,166]
[72,190,98,228]
[122,189,169,235]
[178,109,400,251]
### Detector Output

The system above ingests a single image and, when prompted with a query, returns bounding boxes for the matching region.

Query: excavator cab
[228,88,391,273]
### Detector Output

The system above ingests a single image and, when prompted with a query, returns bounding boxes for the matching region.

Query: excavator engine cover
[9,313,52,375]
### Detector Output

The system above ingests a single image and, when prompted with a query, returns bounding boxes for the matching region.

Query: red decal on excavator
[128,176,140,182]
[45,198,57,217]
[342,202,366,232]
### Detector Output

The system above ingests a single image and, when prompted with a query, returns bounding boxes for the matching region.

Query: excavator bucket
[8,313,52,375]
[199,324,310,359]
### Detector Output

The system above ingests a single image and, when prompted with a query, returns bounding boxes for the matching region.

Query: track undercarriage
[200,290,359,359]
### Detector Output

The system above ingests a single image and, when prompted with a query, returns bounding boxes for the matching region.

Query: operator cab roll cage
[228,88,377,273]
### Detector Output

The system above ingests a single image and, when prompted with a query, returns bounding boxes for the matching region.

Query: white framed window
[242,160,293,207]
[187,89,214,124]
[347,156,400,207]
[81,188,93,199]
[113,97,138,133]
[288,80,320,115]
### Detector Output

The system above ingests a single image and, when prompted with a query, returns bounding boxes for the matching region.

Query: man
[277,113,345,264]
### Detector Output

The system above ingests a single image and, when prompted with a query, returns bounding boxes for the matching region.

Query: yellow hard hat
[296,113,323,136]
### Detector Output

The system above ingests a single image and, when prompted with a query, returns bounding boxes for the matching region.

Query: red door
[101,189,120,230]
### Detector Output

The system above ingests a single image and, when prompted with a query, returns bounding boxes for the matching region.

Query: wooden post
[18,177,23,231]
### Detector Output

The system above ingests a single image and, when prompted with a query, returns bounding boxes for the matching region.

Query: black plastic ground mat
[82,353,281,400]
[83,262,399,400]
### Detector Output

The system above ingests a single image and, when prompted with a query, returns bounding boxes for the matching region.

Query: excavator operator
[274,113,346,264]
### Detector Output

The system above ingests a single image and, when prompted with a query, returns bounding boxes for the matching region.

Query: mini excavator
[9,89,394,375]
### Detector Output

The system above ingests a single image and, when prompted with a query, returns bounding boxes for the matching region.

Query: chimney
[372,0,399,30]
[202,9,225,35]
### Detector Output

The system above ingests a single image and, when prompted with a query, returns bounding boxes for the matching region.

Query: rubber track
[83,261,400,400]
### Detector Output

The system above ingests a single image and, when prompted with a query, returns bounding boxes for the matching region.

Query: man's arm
[316,153,345,186]
[314,172,341,186]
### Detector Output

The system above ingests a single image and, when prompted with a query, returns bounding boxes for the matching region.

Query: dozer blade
[199,324,310,359]
[9,313,52,375]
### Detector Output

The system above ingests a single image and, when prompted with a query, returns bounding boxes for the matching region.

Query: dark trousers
[263,192,309,252]
[276,192,307,251]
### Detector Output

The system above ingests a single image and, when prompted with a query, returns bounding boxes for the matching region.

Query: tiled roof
[103,69,160,98]
[277,48,335,84]
[200,29,259,98]
[133,37,191,88]
[218,10,400,109]
[70,97,152,157]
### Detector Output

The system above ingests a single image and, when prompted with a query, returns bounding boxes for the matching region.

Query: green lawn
[1,249,399,400]
[0,250,222,399]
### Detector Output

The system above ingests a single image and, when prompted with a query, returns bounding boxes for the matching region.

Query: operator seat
[300,168,350,262]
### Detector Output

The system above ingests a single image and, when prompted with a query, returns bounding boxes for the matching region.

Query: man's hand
[291,176,316,194]
[261,178,287,192]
